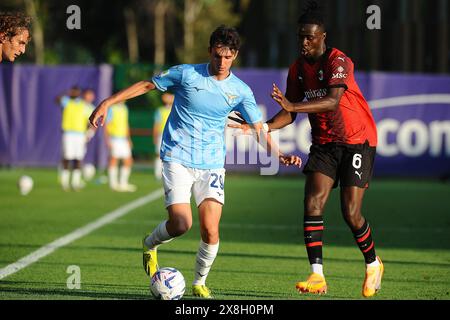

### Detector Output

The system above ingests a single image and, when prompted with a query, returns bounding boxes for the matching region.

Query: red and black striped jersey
[286,47,378,147]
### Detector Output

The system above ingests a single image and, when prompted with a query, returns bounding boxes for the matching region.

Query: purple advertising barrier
[0,64,112,169]
[226,69,450,178]
[361,72,450,177]
[1,65,449,178]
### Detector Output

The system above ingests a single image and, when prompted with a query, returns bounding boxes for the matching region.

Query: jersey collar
[206,63,233,82]
[300,47,333,66]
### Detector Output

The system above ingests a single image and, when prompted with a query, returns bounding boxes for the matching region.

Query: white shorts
[162,161,226,208]
[111,138,131,159]
[62,132,86,160]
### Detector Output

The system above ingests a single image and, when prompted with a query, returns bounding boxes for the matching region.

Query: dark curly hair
[209,25,241,52]
[0,12,31,43]
[297,1,325,31]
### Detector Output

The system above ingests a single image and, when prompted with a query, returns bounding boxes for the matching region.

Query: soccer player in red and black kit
[269,2,383,297]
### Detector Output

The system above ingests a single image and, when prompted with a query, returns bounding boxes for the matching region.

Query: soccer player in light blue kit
[90,26,301,298]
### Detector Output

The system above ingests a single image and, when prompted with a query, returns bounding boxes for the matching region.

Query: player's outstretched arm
[228,108,296,134]
[271,83,345,114]
[227,116,300,167]
[89,80,156,128]
[252,122,302,168]
[266,109,297,131]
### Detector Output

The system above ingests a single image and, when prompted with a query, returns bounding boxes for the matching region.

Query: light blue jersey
[151,64,262,169]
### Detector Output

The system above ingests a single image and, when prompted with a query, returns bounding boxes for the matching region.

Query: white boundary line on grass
[0,188,164,281]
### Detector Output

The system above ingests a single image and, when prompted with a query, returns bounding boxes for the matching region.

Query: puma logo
[337,56,345,62]
[355,171,362,180]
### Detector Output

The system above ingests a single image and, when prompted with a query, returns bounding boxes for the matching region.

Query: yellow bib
[156,107,171,134]
[62,99,90,133]
[107,103,129,138]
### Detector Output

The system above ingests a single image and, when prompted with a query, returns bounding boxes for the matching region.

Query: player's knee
[124,157,133,166]
[109,158,118,167]
[201,228,219,244]
[305,195,327,215]
[168,218,192,236]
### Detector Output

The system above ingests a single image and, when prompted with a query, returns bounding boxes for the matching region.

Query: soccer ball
[18,175,33,195]
[150,267,185,300]
[82,164,96,181]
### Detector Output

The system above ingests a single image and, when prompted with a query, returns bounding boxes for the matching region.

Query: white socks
[108,166,118,189]
[60,168,84,190]
[193,240,219,286]
[311,263,324,276]
[144,224,219,287]
[71,169,82,189]
[310,260,379,276]
[144,221,173,249]
[109,166,133,189]
[61,169,70,190]
[144,224,220,286]
[367,259,380,268]
[120,166,131,188]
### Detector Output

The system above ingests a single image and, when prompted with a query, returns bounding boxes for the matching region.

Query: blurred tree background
[1,0,448,159]
[0,0,447,73]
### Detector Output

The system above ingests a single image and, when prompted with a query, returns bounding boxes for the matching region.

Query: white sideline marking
[0,188,164,281]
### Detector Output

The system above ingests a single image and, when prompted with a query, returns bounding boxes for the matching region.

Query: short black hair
[297,1,325,31]
[209,25,241,52]
[68,86,81,98]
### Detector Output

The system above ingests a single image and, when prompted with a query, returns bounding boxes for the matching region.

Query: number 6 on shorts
[352,153,362,169]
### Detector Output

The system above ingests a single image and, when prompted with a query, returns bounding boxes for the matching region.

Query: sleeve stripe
[151,79,166,92]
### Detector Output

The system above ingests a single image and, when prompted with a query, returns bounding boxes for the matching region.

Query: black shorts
[303,141,376,188]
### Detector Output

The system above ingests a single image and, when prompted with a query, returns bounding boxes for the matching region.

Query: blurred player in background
[0,12,31,63]
[82,88,97,145]
[90,25,300,299]
[56,86,95,191]
[153,92,174,180]
[81,88,97,180]
[268,1,383,297]
[104,102,136,192]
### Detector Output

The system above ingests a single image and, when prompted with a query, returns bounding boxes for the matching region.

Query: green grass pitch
[0,168,449,300]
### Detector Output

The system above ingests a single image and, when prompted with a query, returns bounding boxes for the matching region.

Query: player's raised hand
[271,83,294,112]
[89,102,108,128]
[279,154,302,168]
